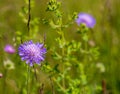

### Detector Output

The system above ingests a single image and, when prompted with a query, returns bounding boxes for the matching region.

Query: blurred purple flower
[4,45,15,54]
[18,40,46,66]
[76,13,96,28]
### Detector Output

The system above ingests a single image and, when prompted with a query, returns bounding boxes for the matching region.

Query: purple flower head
[76,13,96,28]
[18,40,46,66]
[4,45,15,54]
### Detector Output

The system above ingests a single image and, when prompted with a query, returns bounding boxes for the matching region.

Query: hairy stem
[27,0,31,94]
[27,65,30,94]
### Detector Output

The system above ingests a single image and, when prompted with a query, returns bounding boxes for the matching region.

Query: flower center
[25,44,40,57]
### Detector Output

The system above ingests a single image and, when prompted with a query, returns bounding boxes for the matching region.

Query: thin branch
[27,0,31,34]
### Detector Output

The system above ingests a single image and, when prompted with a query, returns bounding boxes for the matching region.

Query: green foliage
[0,0,120,94]
[43,0,101,94]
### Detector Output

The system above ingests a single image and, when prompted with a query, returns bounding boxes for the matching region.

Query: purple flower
[76,13,96,28]
[18,40,46,66]
[4,45,15,54]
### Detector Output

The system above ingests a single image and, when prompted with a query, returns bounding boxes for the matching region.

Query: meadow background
[0,0,120,94]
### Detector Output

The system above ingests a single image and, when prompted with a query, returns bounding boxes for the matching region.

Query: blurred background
[0,0,120,94]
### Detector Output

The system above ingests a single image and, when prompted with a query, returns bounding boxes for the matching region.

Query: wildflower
[76,13,96,28]
[96,62,105,73]
[18,40,46,66]
[88,40,95,47]
[4,59,15,70]
[4,44,16,54]
[0,73,3,78]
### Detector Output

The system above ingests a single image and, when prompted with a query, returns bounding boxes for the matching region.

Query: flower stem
[84,38,88,64]
[62,35,66,89]
[27,65,30,94]
[33,65,38,81]
[3,69,7,94]
[27,0,31,93]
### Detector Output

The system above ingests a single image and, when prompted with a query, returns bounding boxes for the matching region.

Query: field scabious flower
[76,13,96,28]
[18,40,46,66]
[4,45,15,54]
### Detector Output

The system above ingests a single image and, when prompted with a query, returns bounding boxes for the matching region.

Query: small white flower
[4,59,15,70]
[96,62,105,73]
